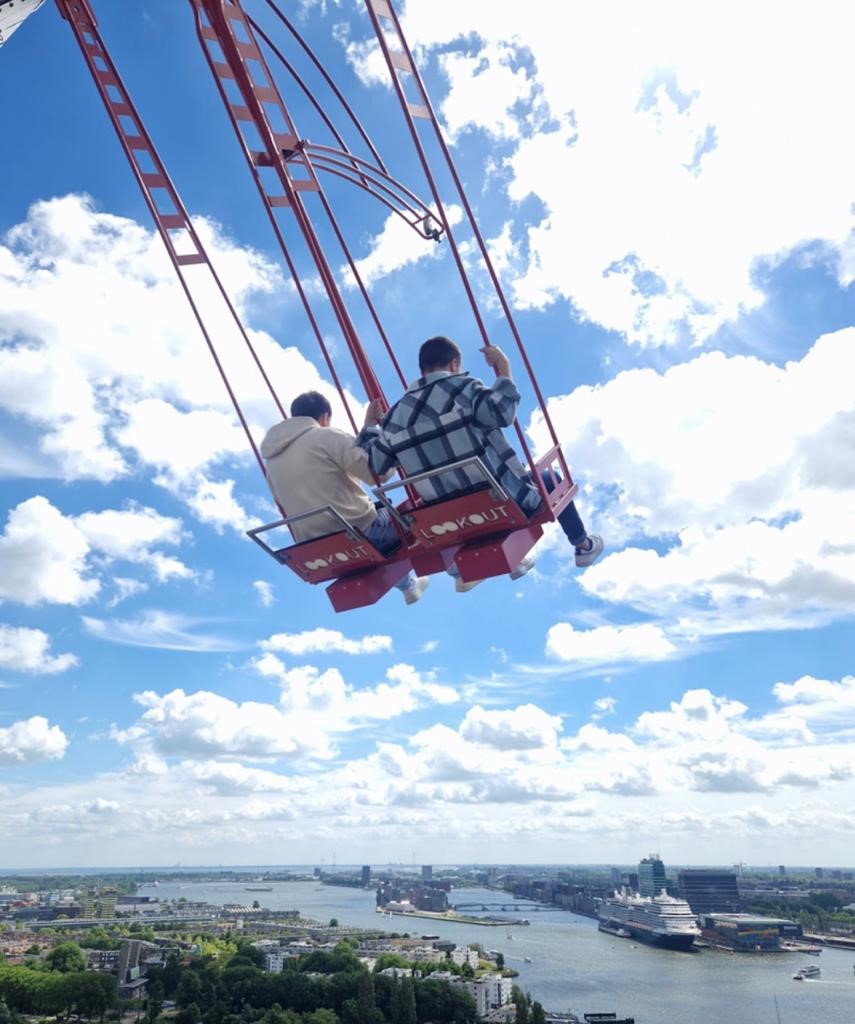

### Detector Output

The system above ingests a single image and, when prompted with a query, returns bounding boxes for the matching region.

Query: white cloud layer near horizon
[5,672,855,862]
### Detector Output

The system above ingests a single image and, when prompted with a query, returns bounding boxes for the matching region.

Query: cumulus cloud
[0,624,77,674]
[261,627,392,656]
[122,688,334,761]
[525,332,855,639]
[0,716,68,764]
[0,496,195,608]
[253,657,458,730]
[0,496,99,606]
[367,1,855,346]
[459,704,561,750]
[185,760,303,796]
[546,621,677,665]
[0,194,364,528]
[634,689,749,744]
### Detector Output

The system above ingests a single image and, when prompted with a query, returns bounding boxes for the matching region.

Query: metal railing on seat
[372,456,531,550]
[246,505,393,583]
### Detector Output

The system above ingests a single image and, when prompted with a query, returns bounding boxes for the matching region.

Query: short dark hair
[290,391,332,421]
[419,336,461,373]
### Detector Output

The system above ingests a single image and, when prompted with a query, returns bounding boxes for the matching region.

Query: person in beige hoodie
[260,391,429,605]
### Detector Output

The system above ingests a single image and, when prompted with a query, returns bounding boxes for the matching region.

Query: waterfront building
[638,854,666,897]
[815,867,824,878]
[361,865,371,886]
[422,865,433,881]
[697,913,802,951]
[677,869,740,914]
[450,945,480,968]
[778,865,786,876]
[429,972,512,1017]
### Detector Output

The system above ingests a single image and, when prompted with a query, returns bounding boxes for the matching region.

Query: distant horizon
[2,861,850,875]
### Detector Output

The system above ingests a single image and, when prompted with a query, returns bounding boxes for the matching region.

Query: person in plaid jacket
[356,336,604,576]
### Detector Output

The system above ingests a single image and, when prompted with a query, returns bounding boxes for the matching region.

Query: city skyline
[1,0,854,868]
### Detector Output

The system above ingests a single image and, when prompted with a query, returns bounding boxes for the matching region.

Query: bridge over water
[450,902,563,912]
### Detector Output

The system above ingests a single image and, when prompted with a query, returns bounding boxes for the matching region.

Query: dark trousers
[540,470,587,547]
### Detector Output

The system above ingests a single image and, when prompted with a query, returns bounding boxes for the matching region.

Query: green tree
[146,978,165,1024]
[511,986,529,1024]
[372,955,410,974]
[530,1002,546,1024]
[399,978,416,1024]
[495,952,505,970]
[0,999,20,1024]
[329,919,339,928]
[233,942,265,970]
[161,957,182,999]
[175,1002,201,1024]
[305,1010,339,1024]
[176,971,202,1008]
[45,942,87,974]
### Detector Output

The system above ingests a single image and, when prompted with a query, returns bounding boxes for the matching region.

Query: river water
[152,880,854,1024]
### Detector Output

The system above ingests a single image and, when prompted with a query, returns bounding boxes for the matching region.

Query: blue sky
[1,0,854,869]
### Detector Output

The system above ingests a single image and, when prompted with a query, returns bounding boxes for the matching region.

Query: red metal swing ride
[4,0,578,612]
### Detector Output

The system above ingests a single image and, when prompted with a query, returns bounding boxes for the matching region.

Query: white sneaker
[575,534,604,568]
[510,554,536,580]
[403,576,430,605]
[455,576,484,593]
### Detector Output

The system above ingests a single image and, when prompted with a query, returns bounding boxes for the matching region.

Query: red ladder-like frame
[54,0,287,473]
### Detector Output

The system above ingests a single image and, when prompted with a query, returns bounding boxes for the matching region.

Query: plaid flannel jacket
[356,371,541,512]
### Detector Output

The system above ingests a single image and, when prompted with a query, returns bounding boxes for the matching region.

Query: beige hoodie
[260,417,378,542]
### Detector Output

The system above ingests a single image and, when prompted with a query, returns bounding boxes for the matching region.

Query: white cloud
[0,194,365,528]
[0,624,77,674]
[123,688,334,761]
[0,496,99,606]
[184,760,303,796]
[107,578,149,608]
[526,331,855,637]
[0,496,195,608]
[458,704,561,750]
[75,505,192,581]
[0,716,68,764]
[381,1,855,345]
[546,622,677,665]
[634,689,749,745]
[262,627,392,656]
[591,696,617,719]
[253,658,458,730]
[82,611,245,652]
[253,580,275,607]
[438,43,535,141]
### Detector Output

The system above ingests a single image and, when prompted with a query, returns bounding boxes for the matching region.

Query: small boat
[506,932,513,939]
[523,956,532,963]
[793,965,821,980]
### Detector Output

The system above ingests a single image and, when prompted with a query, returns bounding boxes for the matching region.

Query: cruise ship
[598,889,700,950]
